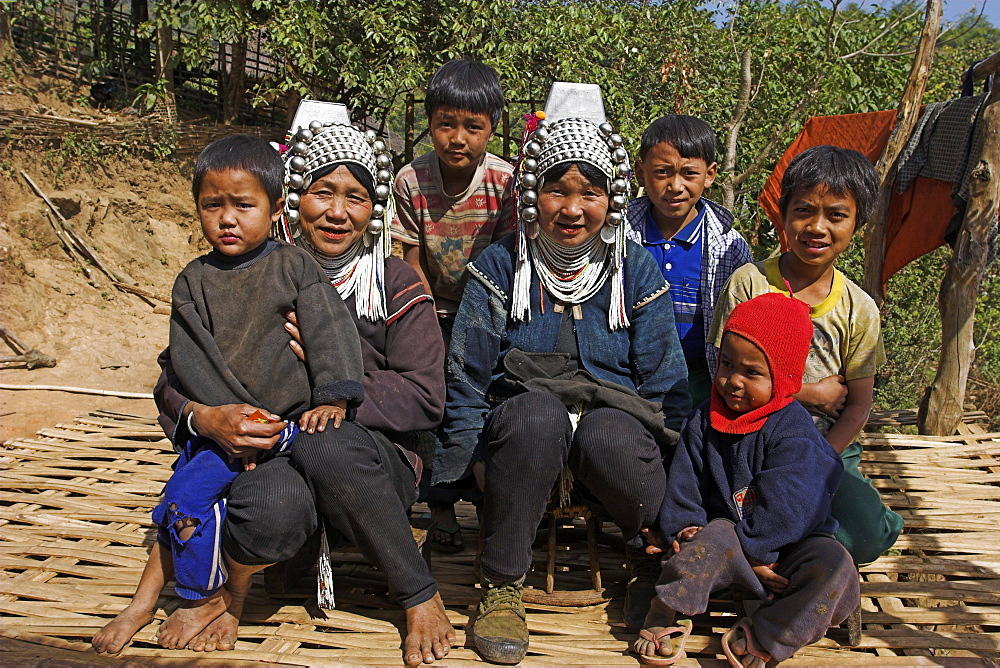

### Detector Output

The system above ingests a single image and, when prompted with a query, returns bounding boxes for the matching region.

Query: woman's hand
[299,401,347,433]
[672,525,703,554]
[284,311,306,362]
[796,375,847,417]
[750,562,788,598]
[189,403,285,459]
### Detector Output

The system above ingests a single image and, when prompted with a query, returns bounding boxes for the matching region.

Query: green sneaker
[473,577,528,664]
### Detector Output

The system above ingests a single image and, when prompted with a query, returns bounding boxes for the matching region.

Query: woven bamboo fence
[1,409,999,665]
[0,110,282,158]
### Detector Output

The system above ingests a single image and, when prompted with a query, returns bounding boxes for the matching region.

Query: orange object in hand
[246,409,278,423]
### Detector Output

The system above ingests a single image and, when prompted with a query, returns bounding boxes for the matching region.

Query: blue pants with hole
[153,425,298,599]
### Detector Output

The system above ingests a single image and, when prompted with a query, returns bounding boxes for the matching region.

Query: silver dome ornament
[524,141,541,157]
[376,153,392,169]
[286,208,299,223]
[522,158,538,173]
[612,148,628,162]
[289,156,306,172]
[287,173,305,190]
[372,203,385,219]
[376,169,392,184]
[534,127,550,142]
[520,189,538,206]
[373,140,386,152]
[375,184,391,200]
[521,206,539,223]
[519,172,538,189]
[537,118,551,130]
[296,128,314,143]
[308,120,323,134]
[291,142,309,156]
[611,194,627,210]
[285,192,301,209]
[600,224,618,244]
[368,218,384,233]
[611,178,628,194]
[609,134,623,147]
[598,122,613,136]
[615,163,630,178]
[365,129,377,143]
[607,211,624,226]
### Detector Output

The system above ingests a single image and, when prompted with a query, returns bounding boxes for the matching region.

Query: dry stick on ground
[0,383,152,399]
[862,0,942,305]
[0,325,56,369]
[19,170,154,306]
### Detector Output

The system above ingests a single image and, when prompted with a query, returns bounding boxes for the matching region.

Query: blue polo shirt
[642,203,705,363]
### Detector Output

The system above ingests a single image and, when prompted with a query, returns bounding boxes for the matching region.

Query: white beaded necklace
[301,236,386,321]
[530,229,610,307]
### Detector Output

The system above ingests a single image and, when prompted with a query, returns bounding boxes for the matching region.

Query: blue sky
[702,1,999,28]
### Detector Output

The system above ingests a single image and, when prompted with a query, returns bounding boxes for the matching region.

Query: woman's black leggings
[479,391,666,582]
[221,422,437,609]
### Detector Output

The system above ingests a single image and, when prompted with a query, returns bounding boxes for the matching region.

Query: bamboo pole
[863,0,942,305]
[918,74,1000,435]
[0,384,152,399]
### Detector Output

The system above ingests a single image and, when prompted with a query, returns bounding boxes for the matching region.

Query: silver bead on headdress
[512,83,632,330]
[276,101,396,321]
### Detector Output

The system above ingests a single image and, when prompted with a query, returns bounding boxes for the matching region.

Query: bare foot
[92,604,154,654]
[403,593,455,666]
[187,578,250,652]
[156,587,231,650]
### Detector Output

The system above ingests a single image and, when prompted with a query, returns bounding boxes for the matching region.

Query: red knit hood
[710,292,813,434]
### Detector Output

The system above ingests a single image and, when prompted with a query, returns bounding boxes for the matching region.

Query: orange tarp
[759,110,958,291]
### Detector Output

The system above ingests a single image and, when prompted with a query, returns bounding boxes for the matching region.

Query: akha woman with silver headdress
[155,103,455,665]
[435,83,690,664]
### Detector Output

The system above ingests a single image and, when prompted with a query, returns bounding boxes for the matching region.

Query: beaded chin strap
[512,95,632,330]
[277,120,396,321]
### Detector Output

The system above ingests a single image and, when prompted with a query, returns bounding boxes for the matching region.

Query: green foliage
[133,79,172,112]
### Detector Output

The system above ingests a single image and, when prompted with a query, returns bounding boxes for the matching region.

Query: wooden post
[404,93,415,165]
[863,0,942,305]
[918,64,1000,435]
[154,24,177,124]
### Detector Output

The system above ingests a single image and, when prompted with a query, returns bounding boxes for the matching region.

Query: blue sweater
[659,400,842,564]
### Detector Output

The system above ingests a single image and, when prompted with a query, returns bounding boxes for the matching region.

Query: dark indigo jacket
[435,235,690,485]
[660,400,842,565]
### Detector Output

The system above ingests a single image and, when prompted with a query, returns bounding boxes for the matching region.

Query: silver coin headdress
[512,83,632,330]
[276,101,396,321]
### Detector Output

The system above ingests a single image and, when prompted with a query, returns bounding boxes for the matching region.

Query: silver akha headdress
[276,103,396,321]
[512,83,632,330]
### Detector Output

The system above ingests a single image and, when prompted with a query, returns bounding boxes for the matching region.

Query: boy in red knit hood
[632,292,859,666]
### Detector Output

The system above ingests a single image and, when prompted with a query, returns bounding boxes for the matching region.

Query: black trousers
[480,391,666,581]
[221,421,437,609]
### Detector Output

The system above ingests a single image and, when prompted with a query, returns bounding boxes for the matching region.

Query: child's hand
[799,375,847,417]
[751,562,789,598]
[640,526,667,555]
[299,402,346,434]
[240,454,257,472]
[672,525,703,554]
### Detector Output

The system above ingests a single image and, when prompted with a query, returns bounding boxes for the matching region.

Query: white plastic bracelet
[187,408,199,437]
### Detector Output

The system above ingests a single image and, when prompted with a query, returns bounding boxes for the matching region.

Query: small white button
[665,263,672,271]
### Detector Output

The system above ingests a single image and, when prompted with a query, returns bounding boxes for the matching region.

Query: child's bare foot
[721,618,771,668]
[156,587,231,650]
[187,578,250,651]
[403,593,455,666]
[632,604,692,665]
[92,604,154,654]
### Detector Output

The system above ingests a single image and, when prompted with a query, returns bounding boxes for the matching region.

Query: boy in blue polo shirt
[627,115,751,405]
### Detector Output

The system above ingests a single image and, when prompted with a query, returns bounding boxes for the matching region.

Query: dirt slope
[1,69,207,441]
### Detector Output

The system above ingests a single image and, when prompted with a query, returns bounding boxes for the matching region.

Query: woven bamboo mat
[2,409,999,665]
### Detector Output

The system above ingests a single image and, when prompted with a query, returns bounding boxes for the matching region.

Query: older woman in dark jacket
[151,108,454,666]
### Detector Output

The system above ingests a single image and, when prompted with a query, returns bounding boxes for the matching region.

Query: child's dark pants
[653,519,859,662]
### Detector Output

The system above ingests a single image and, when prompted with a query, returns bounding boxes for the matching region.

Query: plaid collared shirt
[626,196,752,372]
